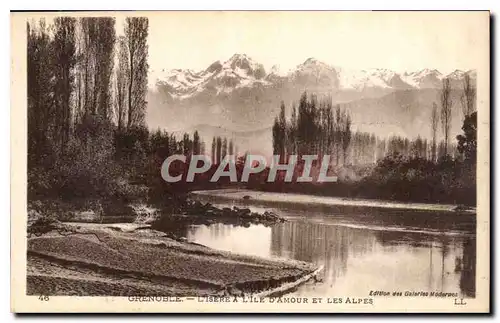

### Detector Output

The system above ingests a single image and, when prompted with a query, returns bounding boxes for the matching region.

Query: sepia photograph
[10,10,490,313]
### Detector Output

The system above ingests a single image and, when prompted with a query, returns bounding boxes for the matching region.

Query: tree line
[210,136,236,164]
[429,74,476,161]
[273,74,475,167]
[27,17,220,201]
[28,17,149,167]
[272,93,352,165]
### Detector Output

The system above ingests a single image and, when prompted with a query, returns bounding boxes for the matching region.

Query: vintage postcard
[11,11,490,313]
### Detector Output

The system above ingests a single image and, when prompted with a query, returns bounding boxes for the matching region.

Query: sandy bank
[27,222,317,297]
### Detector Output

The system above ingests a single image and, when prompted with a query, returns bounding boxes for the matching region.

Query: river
[187,189,476,298]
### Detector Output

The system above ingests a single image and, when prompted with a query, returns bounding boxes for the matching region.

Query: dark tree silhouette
[461,73,476,119]
[125,17,148,128]
[52,17,77,154]
[115,36,128,130]
[211,137,216,164]
[95,18,116,120]
[193,130,201,155]
[27,19,54,168]
[222,137,228,160]
[440,78,453,156]
[457,111,477,164]
[216,136,222,164]
[341,111,351,165]
[431,102,439,162]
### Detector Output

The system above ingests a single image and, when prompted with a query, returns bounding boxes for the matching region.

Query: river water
[187,190,476,298]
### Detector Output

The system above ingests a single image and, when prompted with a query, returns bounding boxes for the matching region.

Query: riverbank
[190,189,476,215]
[189,189,476,234]
[27,221,318,296]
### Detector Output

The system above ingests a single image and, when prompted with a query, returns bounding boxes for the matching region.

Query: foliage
[27,18,147,204]
[125,17,149,128]
[440,77,453,155]
[358,154,475,205]
[457,111,477,164]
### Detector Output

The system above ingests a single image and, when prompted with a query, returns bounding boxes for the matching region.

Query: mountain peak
[225,53,255,66]
[447,69,465,78]
[222,53,266,79]
[302,57,329,66]
[297,58,335,73]
[206,60,223,73]
[228,53,251,61]
[304,57,318,64]
[416,68,442,76]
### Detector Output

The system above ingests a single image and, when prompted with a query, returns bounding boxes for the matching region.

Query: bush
[28,116,120,200]
[357,154,476,205]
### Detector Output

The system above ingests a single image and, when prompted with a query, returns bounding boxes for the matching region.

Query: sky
[125,11,489,75]
[29,11,488,75]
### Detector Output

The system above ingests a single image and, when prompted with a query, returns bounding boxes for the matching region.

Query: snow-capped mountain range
[149,54,269,99]
[149,53,476,99]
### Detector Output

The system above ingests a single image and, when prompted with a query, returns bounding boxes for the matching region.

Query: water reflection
[187,220,476,298]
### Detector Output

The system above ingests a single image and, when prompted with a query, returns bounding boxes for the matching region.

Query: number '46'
[38,295,49,301]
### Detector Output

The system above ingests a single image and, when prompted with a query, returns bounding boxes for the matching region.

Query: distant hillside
[346,88,466,140]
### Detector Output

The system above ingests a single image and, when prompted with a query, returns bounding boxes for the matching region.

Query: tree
[335,104,342,165]
[211,137,216,164]
[289,104,297,155]
[115,36,128,130]
[193,130,201,155]
[74,22,84,122]
[296,92,308,157]
[52,17,77,155]
[95,18,116,120]
[278,101,287,162]
[78,17,97,118]
[272,102,287,162]
[325,102,334,160]
[457,111,477,164]
[125,17,149,128]
[341,111,352,165]
[222,137,228,159]
[27,19,54,168]
[216,137,222,164]
[440,78,453,156]
[431,102,439,162]
[272,117,279,155]
[410,136,425,159]
[182,133,191,155]
[77,17,116,120]
[461,73,476,119]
